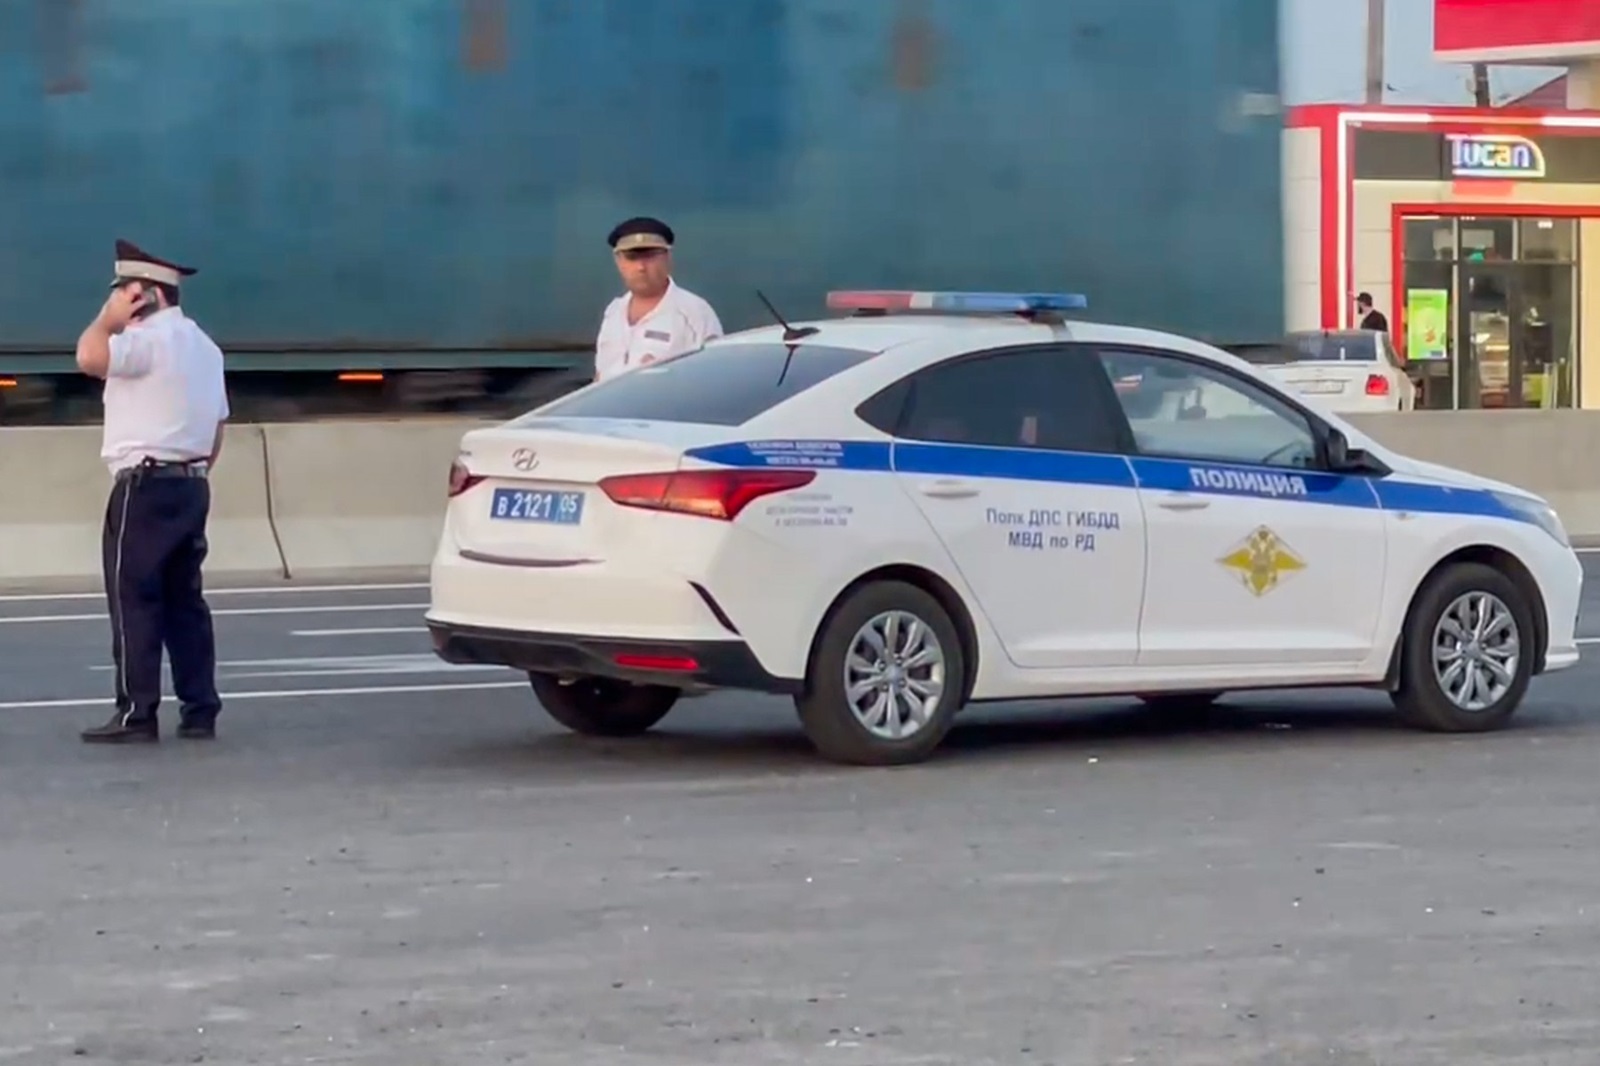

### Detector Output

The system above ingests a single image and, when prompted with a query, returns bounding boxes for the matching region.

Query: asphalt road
[3,560,1600,1065]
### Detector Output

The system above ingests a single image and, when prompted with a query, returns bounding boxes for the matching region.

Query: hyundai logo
[512,448,539,471]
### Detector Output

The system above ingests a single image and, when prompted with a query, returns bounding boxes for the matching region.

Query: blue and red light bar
[825,290,1088,314]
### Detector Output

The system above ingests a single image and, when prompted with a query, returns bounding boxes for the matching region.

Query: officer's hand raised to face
[95,285,147,334]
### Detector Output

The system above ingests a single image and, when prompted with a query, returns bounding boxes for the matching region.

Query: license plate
[489,487,585,524]
[1293,379,1345,394]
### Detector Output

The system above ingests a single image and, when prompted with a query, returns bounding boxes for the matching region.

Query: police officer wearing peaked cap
[75,239,231,744]
[593,216,723,382]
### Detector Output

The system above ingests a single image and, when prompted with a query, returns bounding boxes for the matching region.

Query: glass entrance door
[1456,263,1514,408]
[1454,261,1575,409]
[1400,215,1578,410]
[1519,260,1575,409]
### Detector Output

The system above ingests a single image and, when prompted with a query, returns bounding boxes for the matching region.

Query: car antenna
[756,289,819,343]
[755,289,818,386]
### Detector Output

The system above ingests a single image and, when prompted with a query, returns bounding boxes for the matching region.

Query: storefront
[1285,105,1600,409]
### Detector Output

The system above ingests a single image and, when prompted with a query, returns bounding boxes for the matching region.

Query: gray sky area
[1282,0,1564,105]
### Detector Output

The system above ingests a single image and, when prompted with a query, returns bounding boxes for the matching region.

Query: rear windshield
[1237,333,1404,369]
[1285,333,1379,362]
[530,342,875,426]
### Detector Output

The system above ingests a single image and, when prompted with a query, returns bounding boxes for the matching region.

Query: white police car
[425,291,1582,766]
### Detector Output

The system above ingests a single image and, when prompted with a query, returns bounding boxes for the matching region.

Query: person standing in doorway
[593,216,723,382]
[1356,292,1389,333]
[74,239,230,744]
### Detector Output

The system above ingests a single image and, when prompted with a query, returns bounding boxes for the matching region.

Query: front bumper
[426,618,802,695]
[1531,545,1585,675]
[1543,643,1581,673]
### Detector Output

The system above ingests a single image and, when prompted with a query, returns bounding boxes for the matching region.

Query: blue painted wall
[0,0,1284,353]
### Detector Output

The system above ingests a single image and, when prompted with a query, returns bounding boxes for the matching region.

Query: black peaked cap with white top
[606,216,675,252]
[111,238,198,289]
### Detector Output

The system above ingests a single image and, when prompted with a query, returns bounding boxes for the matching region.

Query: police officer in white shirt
[74,239,230,744]
[594,216,722,382]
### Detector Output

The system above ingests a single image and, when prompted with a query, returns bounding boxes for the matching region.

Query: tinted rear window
[531,343,875,426]
[1284,333,1379,362]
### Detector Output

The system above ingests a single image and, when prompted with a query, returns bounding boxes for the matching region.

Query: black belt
[117,457,208,481]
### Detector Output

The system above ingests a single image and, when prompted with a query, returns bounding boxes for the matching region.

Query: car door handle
[1156,493,1211,512]
[919,479,980,500]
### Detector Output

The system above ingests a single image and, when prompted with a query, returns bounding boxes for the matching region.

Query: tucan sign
[1447,134,1547,179]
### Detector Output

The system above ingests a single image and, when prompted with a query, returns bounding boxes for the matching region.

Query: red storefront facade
[1285,104,1600,409]
[1271,3,1600,410]
[1434,0,1600,65]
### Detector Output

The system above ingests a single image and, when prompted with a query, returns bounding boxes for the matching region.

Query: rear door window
[528,342,875,426]
[862,344,1128,454]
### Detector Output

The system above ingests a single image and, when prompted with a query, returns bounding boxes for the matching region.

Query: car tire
[528,673,681,737]
[795,581,966,766]
[1390,562,1535,733]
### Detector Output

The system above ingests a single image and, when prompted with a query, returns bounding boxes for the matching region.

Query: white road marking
[0,603,429,625]
[88,653,501,680]
[0,679,527,711]
[0,582,428,603]
[1577,637,1600,645]
[291,626,425,637]
[225,666,505,680]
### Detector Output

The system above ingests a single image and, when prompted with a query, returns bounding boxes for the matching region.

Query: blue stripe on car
[682,440,1530,524]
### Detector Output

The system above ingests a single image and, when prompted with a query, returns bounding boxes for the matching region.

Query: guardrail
[0,410,1592,587]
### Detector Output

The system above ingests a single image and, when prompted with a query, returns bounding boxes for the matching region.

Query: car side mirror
[1326,427,1351,468]
[1324,427,1388,476]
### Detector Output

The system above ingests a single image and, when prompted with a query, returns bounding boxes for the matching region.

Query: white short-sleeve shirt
[100,307,231,474]
[594,279,722,382]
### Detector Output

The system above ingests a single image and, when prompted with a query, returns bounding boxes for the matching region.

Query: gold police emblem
[1218,525,1306,597]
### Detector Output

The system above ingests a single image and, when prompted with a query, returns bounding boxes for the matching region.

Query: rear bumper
[1292,392,1401,413]
[426,618,803,695]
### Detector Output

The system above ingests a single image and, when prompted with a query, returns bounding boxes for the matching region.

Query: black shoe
[80,711,158,744]
[177,719,215,740]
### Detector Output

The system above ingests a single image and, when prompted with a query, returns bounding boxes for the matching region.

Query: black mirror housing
[1323,426,1390,477]
[1325,427,1350,467]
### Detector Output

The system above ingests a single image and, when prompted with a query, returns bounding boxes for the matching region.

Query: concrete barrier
[1345,410,1600,536]
[3,410,1600,587]
[0,424,285,585]
[260,418,493,576]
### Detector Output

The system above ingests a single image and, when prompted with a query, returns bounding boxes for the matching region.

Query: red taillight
[447,459,485,498]
[599,468,817,521]
[614,653,699,672]
[1365,374,1390,396]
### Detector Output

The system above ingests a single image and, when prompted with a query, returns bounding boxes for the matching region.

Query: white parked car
[425,291,1581,766]
[1247,329,1417,413]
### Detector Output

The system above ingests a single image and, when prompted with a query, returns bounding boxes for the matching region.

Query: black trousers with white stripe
[102,464,221,725]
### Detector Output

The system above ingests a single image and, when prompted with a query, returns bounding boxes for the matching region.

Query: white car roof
[704,311,1396,460]
[717,314,1266,378]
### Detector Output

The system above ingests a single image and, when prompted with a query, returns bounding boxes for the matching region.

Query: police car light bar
[825,290,1089,314]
